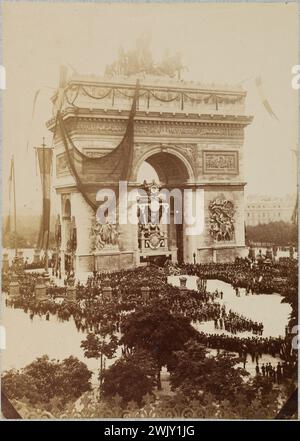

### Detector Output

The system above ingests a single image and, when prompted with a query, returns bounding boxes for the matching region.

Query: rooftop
[67,73,245,95]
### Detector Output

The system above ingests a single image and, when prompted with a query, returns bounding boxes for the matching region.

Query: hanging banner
[36,147,53,251]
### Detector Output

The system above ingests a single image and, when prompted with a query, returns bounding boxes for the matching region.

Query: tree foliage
[80,331,118,388]
[101,351,157,405]
[121,305,197,368]
[81,332,118,361]
[120,305,197,390]
[2,355,92,406]
[169,341,250,403]
[246,221,297,246]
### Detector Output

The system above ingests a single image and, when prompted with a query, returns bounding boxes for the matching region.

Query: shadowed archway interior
[137,151,190,186]
[136,150,191,264]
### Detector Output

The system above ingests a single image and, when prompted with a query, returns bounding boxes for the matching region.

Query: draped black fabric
[291,196,298,224]
[59,81,139,213]
[59,117,98,211]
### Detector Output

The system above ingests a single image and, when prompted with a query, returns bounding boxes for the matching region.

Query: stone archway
[133,145,195,185]
[134,148,193,264]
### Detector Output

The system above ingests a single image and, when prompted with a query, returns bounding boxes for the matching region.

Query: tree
[81,330,118,390]
[101,350,157,405]
[246,221,297,246]
[2,230,28,248]
[169,341,249,403]
[120,305,197,389]
[58,356,93,402]
[2,355,92,407]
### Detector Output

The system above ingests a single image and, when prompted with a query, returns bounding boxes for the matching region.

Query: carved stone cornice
[49,110,251,140]
[47,107,252,130]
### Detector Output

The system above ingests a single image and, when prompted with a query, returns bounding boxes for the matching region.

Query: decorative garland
[183,92,242,105]
[115,88,147,99]
[62,82,242,111]
[183,92,209,103]
[81,85,112,100]
[149,90,181,102]
[64,86,80,107]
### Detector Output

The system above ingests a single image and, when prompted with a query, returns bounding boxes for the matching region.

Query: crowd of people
[2,258,297,372]
[197,332,284,360]
[182,257,297,296]
[197,331,296,382]
[213,309,264,335]
[256,362,285,383]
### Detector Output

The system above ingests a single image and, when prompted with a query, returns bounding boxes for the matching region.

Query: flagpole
[35,139,53,279]
[12,156,18,258]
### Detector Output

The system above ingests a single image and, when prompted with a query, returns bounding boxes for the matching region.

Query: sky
[1,1,299,215]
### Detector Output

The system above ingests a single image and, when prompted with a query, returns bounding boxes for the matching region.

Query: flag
[255,76,279,121]
[291,197,298,224]
[36,146,53,251]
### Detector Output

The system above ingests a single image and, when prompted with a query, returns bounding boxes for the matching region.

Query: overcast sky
[2,2,298,214]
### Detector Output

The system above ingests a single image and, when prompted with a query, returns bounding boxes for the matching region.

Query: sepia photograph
[0,1,299,421]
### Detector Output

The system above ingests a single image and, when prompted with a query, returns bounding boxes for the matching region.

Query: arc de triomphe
[47,73,253,274]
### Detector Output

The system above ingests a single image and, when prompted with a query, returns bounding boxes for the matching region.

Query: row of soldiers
[255,361,293,383]
[213,306,264,335]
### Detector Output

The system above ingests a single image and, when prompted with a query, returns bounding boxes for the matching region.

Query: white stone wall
[69,191,94,257]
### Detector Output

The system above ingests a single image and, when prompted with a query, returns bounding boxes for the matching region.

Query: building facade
[47,72,253,274]
[246,195,295,226]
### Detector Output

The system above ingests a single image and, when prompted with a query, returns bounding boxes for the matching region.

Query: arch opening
[63,199,71,219]
[136,150,192,186]
[135,150,191,265]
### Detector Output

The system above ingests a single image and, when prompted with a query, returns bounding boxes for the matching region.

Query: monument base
[94,250,136,272]
[73,245,247,274]
[9,282,20,298]
[35,286,48,302]
[67,286,77,302]
[43,271,51,284]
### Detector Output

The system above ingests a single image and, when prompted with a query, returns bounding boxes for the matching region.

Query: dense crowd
[256,362,288,383]
[197,332,283,360]
[1,259,297,367]
[214,309,264,335]
[182,257,297,295]
[197,332,296,382]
